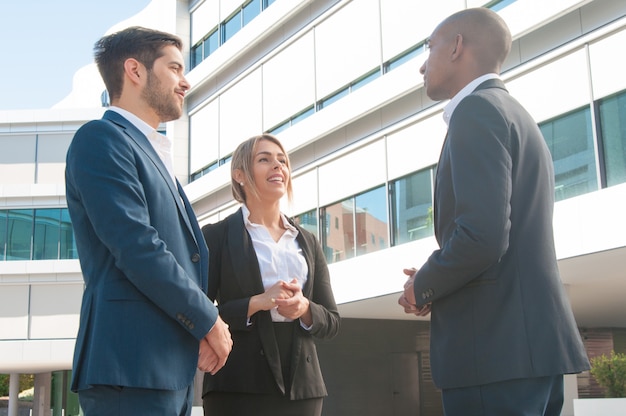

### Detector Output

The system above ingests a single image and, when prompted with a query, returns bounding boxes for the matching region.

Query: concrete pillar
[7,373,19,416]
[32,372,52,416]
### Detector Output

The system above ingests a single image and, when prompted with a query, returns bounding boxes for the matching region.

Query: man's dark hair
[94,26,183,101]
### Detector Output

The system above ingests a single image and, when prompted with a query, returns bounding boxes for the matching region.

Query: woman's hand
[274,279,312,326]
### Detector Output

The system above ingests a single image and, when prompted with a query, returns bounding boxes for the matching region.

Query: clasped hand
[398,267,431,316]
[198,315,233,375]
[271,279,311,322]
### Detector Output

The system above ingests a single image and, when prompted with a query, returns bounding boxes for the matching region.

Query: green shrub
[0,374,35,397]
[590,351,626,398]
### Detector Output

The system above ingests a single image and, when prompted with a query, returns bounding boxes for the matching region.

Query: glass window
[386,44,426,72]
[291,106,315,126]
[321,186,387,263]
[243,0,261,26]
[33,209,61,260]
[488,0,517,12]
[0,210,6,260]
[6,209,33,260]
[391,168,434,245]
[354,186,387,256]
[294,209,318,239]
[599,91,626,187]
[351,70,380,92]
[205,29,219,58]
[539,107,597,201]
[223,10,242,43]
[60,209,78,260]
[322,198,355,264]
[319,88,349,110]
[191,44,203,68]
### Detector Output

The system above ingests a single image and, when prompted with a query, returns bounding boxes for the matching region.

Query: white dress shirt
[242,204,309,323]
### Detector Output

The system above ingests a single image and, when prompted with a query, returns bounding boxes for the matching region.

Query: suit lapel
[103,111,197,242]
[226,209,286,393]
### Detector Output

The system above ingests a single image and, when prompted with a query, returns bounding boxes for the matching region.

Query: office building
[1,0,625,414]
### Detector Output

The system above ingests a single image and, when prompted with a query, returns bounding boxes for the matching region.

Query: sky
[0,0,151,111]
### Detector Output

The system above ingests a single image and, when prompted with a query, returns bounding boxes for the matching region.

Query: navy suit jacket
[413,79,590,389]
[201,209,340,400]
[65,110,218,391]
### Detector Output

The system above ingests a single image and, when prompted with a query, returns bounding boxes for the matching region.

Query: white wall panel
[314,0,381,99]
[263,32,315,129]
[36,134,74,184]
[190,100,219,172]
[191,0,220,45]
[318,139,385,207]
[220,0,242,21]
[589,28,626,100]
[386,115,446,181]
[499,0,589,38]
[380,0,463,62]
[219,68,263,156]
[506,49,589,123]
[288,169,318,216]
[29,284,82,339]
[0,285,29,340]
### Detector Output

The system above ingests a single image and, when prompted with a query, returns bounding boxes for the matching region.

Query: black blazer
[413,79,590,389]
[201,208,340,400]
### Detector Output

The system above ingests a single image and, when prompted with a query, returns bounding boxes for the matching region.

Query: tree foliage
[590,351,626,398]
[0,374,34,397]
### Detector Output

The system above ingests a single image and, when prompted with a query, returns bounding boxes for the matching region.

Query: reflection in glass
[0,210,6,260]
[33,209,61,260]
[322,198,355,264]
[354,186,388,256]
[599,91,626,187]
[321,186,387,264]
[6,209,33,260]
[294,209,318,239]
[391,168,434,245]
[60,209,78,260]
[539,107,597,201]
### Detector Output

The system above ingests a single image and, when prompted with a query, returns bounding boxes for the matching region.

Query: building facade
[1,0,626,415]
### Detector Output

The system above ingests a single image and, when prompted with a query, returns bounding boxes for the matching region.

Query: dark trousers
[441,375,564,416]
[78,383,194,416]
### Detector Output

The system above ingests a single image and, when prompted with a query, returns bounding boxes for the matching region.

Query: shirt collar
[443,73,500,126]
[241,204,298,233]
[108,106,157,139]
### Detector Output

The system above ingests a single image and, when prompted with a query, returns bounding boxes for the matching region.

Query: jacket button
[191,253,201,263]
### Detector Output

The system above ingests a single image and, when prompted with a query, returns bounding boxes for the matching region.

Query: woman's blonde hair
[231,133,293,203]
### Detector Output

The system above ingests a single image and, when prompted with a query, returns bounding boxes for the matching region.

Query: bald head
[440,8,512,74]
[420,7,512,100]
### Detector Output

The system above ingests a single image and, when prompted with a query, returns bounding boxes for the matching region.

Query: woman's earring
[240,182,244,186]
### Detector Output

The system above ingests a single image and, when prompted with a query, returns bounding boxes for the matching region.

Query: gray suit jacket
[413,79,590,389]
[66,110,218,391]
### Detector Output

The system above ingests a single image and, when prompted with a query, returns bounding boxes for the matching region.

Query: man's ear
[123,58,144,85]
[451,34,463,60]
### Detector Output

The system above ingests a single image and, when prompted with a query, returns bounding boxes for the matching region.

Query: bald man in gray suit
[398,8,590,416]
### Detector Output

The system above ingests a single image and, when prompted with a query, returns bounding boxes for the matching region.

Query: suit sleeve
[66,120,217,339]
[413,94,513,305]
[301,230,341,339]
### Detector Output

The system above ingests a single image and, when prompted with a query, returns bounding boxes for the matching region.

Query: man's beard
[142,71,182,123]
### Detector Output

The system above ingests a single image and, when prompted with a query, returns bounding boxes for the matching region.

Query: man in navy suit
[65,26,232,416]
[398,8,589,415]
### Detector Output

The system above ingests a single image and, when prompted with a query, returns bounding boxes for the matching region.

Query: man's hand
[198,315,232,375]
[398,267,431,316]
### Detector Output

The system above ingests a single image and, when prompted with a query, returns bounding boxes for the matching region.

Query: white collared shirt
[242,204,308,323]
[108,106,176,184]
[443,73,500,126]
